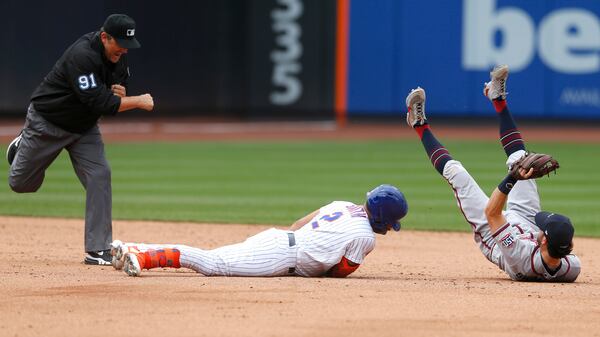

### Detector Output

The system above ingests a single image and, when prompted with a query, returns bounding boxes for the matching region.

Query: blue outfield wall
[348,0,600,119]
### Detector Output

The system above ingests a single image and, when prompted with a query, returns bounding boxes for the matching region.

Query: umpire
[6,14,154,265]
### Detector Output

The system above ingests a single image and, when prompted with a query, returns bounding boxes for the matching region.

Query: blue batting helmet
[366,184,408,235]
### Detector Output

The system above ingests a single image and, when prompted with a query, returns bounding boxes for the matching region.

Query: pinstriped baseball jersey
[117,201,376,277]
[293,201,375,277]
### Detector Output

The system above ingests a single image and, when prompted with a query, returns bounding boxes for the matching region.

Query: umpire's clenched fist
[137,93,154,111]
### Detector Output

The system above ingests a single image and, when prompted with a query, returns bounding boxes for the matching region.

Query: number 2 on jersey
[311,212,343,229]
[78,73,97,90]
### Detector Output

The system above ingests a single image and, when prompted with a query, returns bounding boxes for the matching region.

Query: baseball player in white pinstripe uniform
[111,185,408,277]
[405,65,581,282]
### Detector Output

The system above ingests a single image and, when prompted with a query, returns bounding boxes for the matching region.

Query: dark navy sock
[414,125,452,175]
[494,100,526,157]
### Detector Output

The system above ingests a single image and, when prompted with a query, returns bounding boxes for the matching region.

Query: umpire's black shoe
[6,134,22,165]
[84,249,113,265]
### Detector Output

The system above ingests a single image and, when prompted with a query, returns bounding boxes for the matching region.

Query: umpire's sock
[494,99,526,157]
[414,124,452,175]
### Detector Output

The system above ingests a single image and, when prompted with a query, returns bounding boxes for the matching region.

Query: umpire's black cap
[102,14,141,49]
[535,211,574,258]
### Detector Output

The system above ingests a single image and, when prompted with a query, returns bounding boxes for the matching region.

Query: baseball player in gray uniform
[404,65,580,282]
[6,14,154,265]
[110,184,408,277]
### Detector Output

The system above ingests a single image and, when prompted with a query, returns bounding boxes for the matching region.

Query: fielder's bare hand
[518,167,534,179]
[111,84,127,97]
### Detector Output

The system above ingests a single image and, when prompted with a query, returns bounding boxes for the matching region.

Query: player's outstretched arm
[289,209,319,231]
[486,168,534,232]
[485,187,509,233]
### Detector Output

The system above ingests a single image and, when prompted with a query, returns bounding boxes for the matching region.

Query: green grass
[1,140,599,236]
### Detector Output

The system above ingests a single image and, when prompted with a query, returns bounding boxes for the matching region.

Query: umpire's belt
[287,232,296,274]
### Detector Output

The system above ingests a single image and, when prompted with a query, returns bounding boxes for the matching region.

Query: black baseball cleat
[84,249,113,265]
[6,134,22,165]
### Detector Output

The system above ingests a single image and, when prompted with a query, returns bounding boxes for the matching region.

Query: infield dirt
[2,120,599,336]
[1,216,599,337]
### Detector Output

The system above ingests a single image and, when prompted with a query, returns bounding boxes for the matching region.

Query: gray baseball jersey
[490,222,580,281]
[442,150,581,282]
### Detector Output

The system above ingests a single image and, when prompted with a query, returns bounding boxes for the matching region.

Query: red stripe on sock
[493,100,507,113]
[501,132,522,145]
[415,124,430,139]
[500,128,519,138]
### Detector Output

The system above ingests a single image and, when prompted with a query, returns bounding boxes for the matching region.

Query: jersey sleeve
[344,236,375,265]
[66,52,121,116]
[550,255,581,282]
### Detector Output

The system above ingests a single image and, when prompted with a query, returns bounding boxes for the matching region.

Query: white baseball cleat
[405,87,427,127]
[484,65,509,101]
[110,240,125,270]
[123,252,143,277]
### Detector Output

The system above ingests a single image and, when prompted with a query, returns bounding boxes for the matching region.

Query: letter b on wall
[462,0,535,72]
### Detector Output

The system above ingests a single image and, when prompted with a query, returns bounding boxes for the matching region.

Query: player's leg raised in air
[484,65,540,226]
[406,87,497,262]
